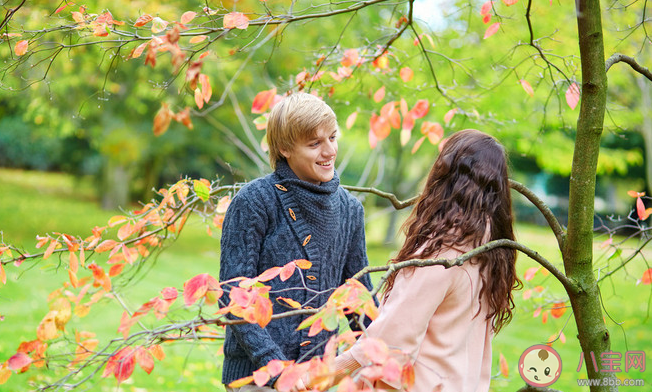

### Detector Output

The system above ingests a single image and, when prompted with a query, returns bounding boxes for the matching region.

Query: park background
[0,0,651,390]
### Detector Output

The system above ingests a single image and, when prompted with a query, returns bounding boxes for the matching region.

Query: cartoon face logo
[518,345,562,387]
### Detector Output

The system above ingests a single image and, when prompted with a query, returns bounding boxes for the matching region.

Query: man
[219,92,375,390]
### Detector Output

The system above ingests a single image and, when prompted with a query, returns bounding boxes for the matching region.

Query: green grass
[1,168,651,391]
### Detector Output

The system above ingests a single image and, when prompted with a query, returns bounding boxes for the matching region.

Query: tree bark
[636,76,652,194]
[565,1,615,391]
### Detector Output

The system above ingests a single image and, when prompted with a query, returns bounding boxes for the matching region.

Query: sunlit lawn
[1,168,650,391]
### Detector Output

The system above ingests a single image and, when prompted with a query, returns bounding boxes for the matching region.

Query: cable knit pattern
[219,160,374,385]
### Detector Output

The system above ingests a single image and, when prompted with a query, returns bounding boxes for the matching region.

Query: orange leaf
[346,112,358,130]
[43,240,58,260]
[279,262,296,281]
[258,267,280,283]
[223,12,249,29]
[278,297,301,309]
[0,264,6,285]
[370,113,391,141]
[550,302,567,318]
[444,108,457,125]
[294,259,312,269]
[499,353,509,377]
[37,311,59,340]
[149,344,165,361]
[180,11,197,24]
[483,22,500,39]
[0,367,11,384]
[95,240,118,253]
[401,362,415,390]
[628,190,645,198]
[410,99,429,119]
[541,310,549,324]
[522,289,532,300]
[253,368,271,387]
[399,67,414,82]
[276,363,308,392]
[341,48,360,67]
[134,14,153,27]
[421,121,444,144]
[229,376,255,388]
[381,102,401,129]
[411,136,426,154]
[15,40,28,56]
[194,88,204,109]
[533,306,542,317]
[109,263,124,277]
[153,102,173,136]
[565,82,580,110]
[502,0,519,5]
[199,74,212,103]
[108,215,128,228]
[183,273,211,306]
[189,35,208,44]
[520,79,534,97]
[372,53,389,69]
[253,297,273,327]
[135,347,155,374]
[373,86,386,103]
[251,88,277,114]
[640,268,652,285]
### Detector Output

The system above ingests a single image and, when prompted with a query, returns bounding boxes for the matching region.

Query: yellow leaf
[189,35,207,44]
[180,11,197,24]
[15,40,28,56]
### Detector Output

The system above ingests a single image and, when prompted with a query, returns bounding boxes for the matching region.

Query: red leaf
[502,0,519,5]
[373,86,386,103]
[134,14,153,27]
[15,40,28,56]
[421,121,444,144]
[520,79,534,97]
[346,112,358,130]
[251,88,277,114]
[483,22,500,39]
[230,287,253,307]
[279,262,296,281]
[499,353,509,377]
[114,349,135,383]
[410,99,430,118]
[400,67,414,82]
[541,310,549,324]
[8,352,32,370]
[566,83,580,110]
[480,1,494,16]
[55,5,68,14]
[183,273,210,306]
[223,12,249,29]
[550,302,566,319]
[640,268,652,285]
[276,363,307,392]
[483,14,491,24]
[444,108,457,125]
[523,267,539,281]
[636,197,650,220]
[258,266,281,282]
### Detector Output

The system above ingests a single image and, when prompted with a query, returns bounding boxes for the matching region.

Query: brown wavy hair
[383,129,520,333]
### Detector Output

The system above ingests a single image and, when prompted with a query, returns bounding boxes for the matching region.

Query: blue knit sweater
[219,160,374,385]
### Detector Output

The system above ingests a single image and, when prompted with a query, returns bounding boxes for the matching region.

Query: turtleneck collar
[274,159,340,195]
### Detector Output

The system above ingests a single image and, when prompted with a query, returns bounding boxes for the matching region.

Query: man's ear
[279,147,291,159]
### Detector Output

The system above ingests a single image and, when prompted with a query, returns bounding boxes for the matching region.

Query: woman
[330,129,521,392]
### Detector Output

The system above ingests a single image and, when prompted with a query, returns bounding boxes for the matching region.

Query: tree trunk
[101,160,130,210]
[636,76,652,194]
[564,1,615,391]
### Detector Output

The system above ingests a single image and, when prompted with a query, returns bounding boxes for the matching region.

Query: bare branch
[343,185,418,209]
[0,0,26,31]
[605,53,652,81]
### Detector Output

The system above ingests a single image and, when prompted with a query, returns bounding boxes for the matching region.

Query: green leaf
[193,180,210,201]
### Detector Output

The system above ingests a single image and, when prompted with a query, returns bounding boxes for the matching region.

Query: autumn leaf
[502,0,519,5]
[346,112,358,130]
[251,88,277,114]
[193,179,210,201]
[381,102,401,129]
[400,67,414,82]
[480,1,494,16]
[368,129,379,149]
[550,302,567,318]
[341,48,360,67]
[523,266,539,281]
[216,195,231,214]
[229,376,255,388]
[183,273,216,306]
[639,268,652,285]
[483,22,500,39]
[520,79,534,97]
[8,352,32,371]
[153,102,173,136]
[14,40,28,56]
[180,11,197,24]
[276,363,307,392]
[37,311,59,340]
[134,14,153,27]
[279,262,296,281]
[223,12,249,29]
[628,190,645,198]
[149,344,165,361]
[522,289,532,300]
[360,338,389,364]
[444,108,457,125]
[566,82,580,110]
[541,310,549,324]
[135,347,155,374]
[189,35,207,44]
[410,99,430,118]
[499,353,509,377]
[372,53,389,69]
[277,297,301,309]
[113,349,135,383]
[373,86,386,103]
[43,239,58,260]
[253,368,271,386]
[294,259,312,269]
[421,121,444,145]
[95,239,118,253]
[199,73,212,103]
[411,136,426,154]
[369,113,391,141]
[0,264,6,285]
[151,17,168,33]
[533,306,542,317]
[636,197,652,220]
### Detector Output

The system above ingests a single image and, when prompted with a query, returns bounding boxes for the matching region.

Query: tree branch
[605,53,652,81]
[342,185,418,209]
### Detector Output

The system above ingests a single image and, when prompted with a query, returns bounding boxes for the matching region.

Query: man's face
[281,125,338,185]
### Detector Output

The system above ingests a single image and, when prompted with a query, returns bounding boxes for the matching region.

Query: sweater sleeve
[219,191,288,371]
[347,265,454,366]
[341,199,378,329]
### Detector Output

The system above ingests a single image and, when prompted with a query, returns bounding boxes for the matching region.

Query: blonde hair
[267,92,337,169]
